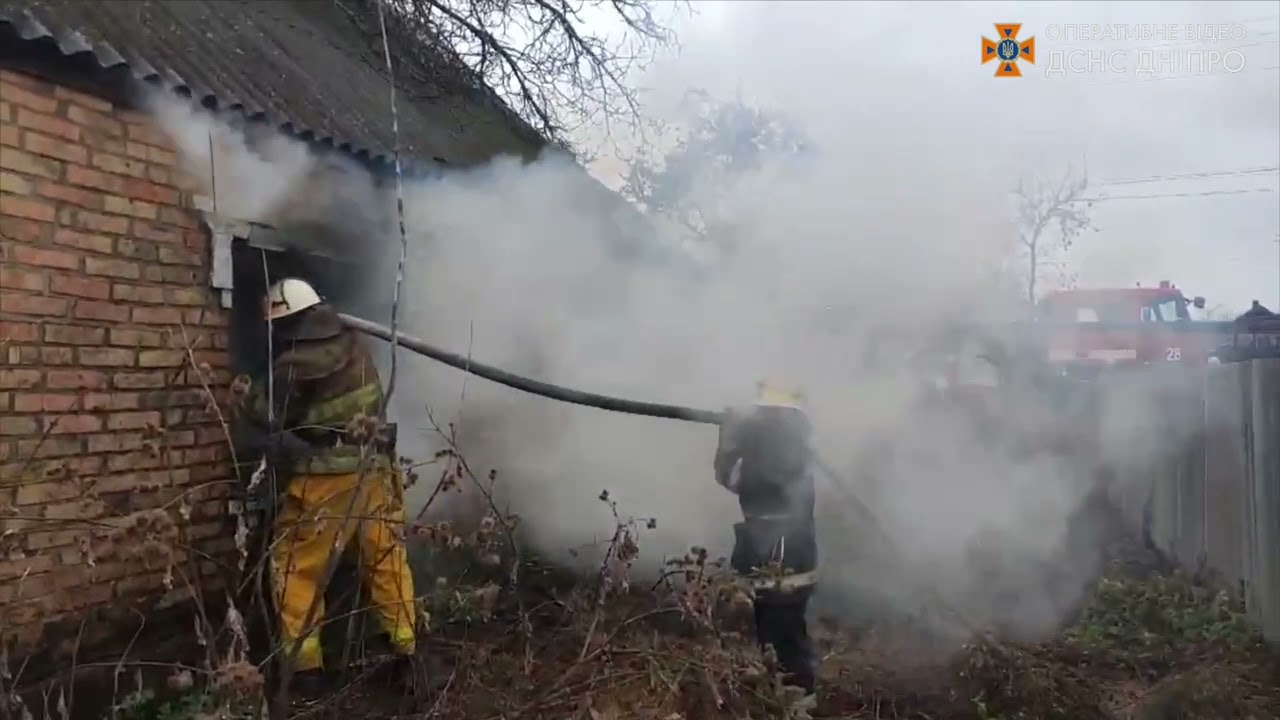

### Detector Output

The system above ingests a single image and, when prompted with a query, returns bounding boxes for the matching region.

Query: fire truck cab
[1037,281,1211,367]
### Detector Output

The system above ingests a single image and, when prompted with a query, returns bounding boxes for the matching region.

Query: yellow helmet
[755,378,806,409]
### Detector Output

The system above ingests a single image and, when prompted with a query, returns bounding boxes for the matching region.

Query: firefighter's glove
[269,430,314,464]
[275,427,312,456]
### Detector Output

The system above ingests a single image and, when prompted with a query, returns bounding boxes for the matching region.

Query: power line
[1094,166,1280,187]
[1082,187,1276,201]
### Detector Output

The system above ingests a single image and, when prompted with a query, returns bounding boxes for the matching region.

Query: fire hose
[337,312,995,640]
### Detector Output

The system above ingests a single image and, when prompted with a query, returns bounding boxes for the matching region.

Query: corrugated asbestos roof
[0,0,547,170]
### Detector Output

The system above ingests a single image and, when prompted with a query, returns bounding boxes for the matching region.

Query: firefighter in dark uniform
[715,379,819,714]
[240,277,417,696]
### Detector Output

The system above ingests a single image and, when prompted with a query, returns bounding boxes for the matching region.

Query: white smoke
[145,12,1224,641]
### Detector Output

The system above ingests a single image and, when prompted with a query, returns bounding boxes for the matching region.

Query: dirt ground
[34,529,1275,720]
[272,536,1280,720]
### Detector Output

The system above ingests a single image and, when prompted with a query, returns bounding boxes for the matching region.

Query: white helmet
[264,277,322,320]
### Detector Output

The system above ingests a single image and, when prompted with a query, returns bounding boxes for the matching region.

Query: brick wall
[0,68,235,655]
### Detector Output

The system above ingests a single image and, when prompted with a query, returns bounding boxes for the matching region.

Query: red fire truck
[1035,281,1223,369]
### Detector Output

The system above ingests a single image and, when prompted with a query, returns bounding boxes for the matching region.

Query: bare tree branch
[1012,164,1095,305]
[618,89,812,252]
[345,0,685,152]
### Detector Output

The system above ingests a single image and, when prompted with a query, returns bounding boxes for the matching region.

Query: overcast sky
[582,1,1280,314]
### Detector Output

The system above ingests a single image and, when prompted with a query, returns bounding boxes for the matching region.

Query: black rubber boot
[288,668,326,702]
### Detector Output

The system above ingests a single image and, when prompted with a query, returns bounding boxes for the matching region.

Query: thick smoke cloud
[144,0,1272,643]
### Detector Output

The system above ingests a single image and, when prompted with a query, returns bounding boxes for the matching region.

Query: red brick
[0,193,56,222]
[36,181,104,209]
[202,310,227,328]
[137,350,186,368]
[87,433,140,453]
[13,393,80,412]
[65,104,122,135]
[0,216,48,243]
[192,350,228,369]
[0,416,40,435]
[158,206,195,229]
[46,369,106,390]
[163,287,206,306]
[83,392,139,411]
[46,414,103,434]
[0,124,17,148]
[84,256,140,280]
[113,371,169,389]
[16,436,84,458]
[103,195,158,220]
[109,328,166,347]
[0,147,61,180]
[66,164,122,193]
[106,451,166,473]
[0,369,41,389]
[112,283,164,304]
[116,238,158,262]
[6,345,39,364]
[44,324,106,345]
[71,299,129,323]
[52,228,113,254]
[158,246,200,266]
[27,529,84,551]
[106,411,160,431]
[59,209,127,236]
[121,179,179,207]
[15,107,79,142]
[0,171,32,195]
[184,228,209,252]
[0,268,47,292]
[79,348,136,367]
[126,123,171,148]
[12,245,79,270]
[15,481,81,507]
[157,267,201,285]
[147,146,176,166]
[0,81,57,114]
[131,220,182,244]
[90,152,146,179]
[1,292,68,317]
[148,166,174,186]
[24,131,88,165]
[131,307,183,325]
[56,87,112,112]
[1,321,40,343]
[41,346,73,365]
[49,274,110,300]
[79,130,126,156]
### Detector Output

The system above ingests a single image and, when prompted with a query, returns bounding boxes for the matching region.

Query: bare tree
[1012,166,1095,305]
[619,88,812,252]
[341,0,684,151]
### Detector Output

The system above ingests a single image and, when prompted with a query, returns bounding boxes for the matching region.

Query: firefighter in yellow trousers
[242,277,417,697]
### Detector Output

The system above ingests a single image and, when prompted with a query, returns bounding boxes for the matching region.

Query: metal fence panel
[1249,360,1280,641]
[1204,362,1249,589]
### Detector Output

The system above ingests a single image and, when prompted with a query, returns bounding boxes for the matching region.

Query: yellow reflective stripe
[300,383,382,428]
[294,635,324,671]
[294,449,391,475]
[748,568,819,593]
